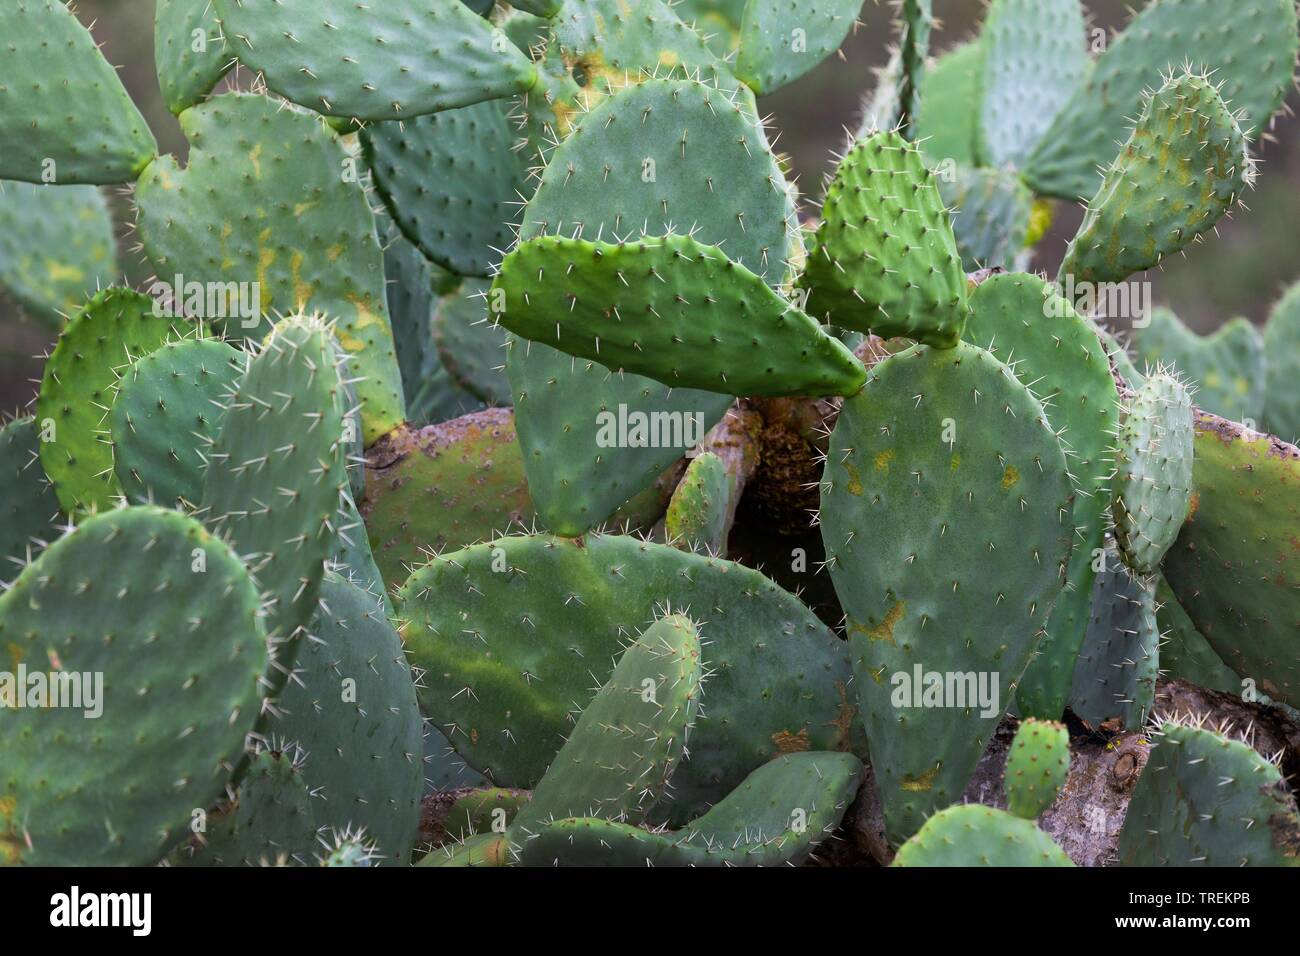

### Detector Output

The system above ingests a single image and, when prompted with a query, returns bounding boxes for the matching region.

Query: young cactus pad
[1003,719,1070,820]
[493,233,866,397]
[801,131,968,347]
[1113,371,1195,575]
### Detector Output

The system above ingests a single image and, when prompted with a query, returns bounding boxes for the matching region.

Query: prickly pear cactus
[3,0,1300,874]
[1118,718,1300,866]
[1003,719,1070,820]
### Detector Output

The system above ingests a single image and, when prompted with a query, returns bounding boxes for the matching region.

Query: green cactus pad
[820,340,1074,845]
[494,234,865,397]
[1118,720,1300,866]
[733,0,863,95]
[442,788,528,843]
[1003,719,1070,820]
[913,41,983,167]
[1059,72,1248,290]
[276,573,424,865]
[508,613,704,853]
[1113,372,1194,575]
[364,96,529,277]
[509,77,796,534]
[200,315,350,692]
[422,831,508,867]
[155,0,232,114]
[977,0,1090,168]
[1069,555,1159,730]
[381,224,441,418]
[801,131,967,347]
[1131,308,1265,424]
[1262,282,1300,443]
[398,532,857,823]
[665,451,731,554]
[182,747,321,867]
[135,93,405,444]
[939,166,1033,271]
[362,410,535,589]
[548,0,733,96]
[0,506,267,865]
[433,279,512,405]
[111,338,244,508]
[36,288,189,515]
[1162,414,1300,708]
[517,751,863,866]
[0,0,157,184]
[211,0,537,120]
[1155,576,1245,696]
[0,418,60,584]
[963,274,1119,722]
[0,182,116,326]
[1025,0,1298,201]
[892,804,1074,867]
[330,491,389,608]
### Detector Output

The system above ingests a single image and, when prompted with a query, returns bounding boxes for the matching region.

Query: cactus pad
[1262,282,1300,443]
[733,0,863,95]
[892,804,1074,867]
[801,131,968,347]
[1069,556,1159,731]
[276,573,424,864]
[365,96,529,277]
[977,0,1090,168]
[397,532,857,823]
[1003,718,1070,820]
[0,0,157,184]
[1113,372,1194,575]
[518,751,863,866]
[820,340,1074,844]
[212,0,537,120]
[1118,719,1300,866]
[1059,72,1248,289]
[1162,414,1300,708]
[0,182,116,326]
[135,93,404,443]
[508,77,795,533]
[200,314,350,690]
[0,417,59,584]
[495,234,865,397]
[1131,308,1265,425]
[155,0,232,114]
[963,274,1119,721]
[939,167,1033,271]
[507,613,704,854]
[36,288,189,515]
[111,338,244,508]
[1025,0,1298,201]
[0,506,267,865]
[665,451,731,554]
[433,280,512,405]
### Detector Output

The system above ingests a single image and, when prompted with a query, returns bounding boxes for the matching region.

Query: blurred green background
[3,0,1297,411]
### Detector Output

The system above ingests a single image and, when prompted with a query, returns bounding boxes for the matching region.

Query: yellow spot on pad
[850,601,905,645]
[1001,465,1020,489]
[845,462,863,496]
[901,765,940,792]
[874,448,895,472]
